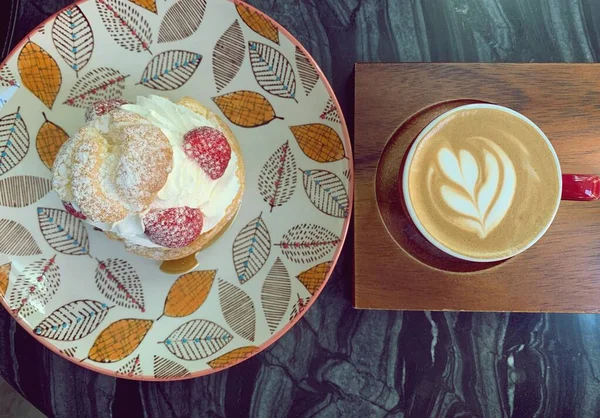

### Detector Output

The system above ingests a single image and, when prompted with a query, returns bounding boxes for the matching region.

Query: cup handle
[562,174,600,201]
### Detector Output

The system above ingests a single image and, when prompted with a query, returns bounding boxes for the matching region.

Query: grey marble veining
[0,376,44,417]
[3,0,600,417]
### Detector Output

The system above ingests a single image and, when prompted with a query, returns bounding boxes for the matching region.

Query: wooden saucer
[354,63,600,312]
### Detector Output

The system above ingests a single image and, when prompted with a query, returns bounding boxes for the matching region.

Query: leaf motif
[116,354,142,377]
[235,2,279,44]
[232,214,271,284]
[297,261,331,295]
[289,294,310,322]
[213,20,245,93]
[438,148,465,189]
[153,355,190,379]
[0,219,41,256]
[33,299,111,341]
[218,280,256,341]
[52,5,94,76]
[96,0,153,54]
[320,98,340,123]
[0,176,52,207]
[459,150,479,195]
[258,141,297,212]
[440,186,479,219]
[129,0,157,13]
[0,66,19,88]
[248,41,297,101]
[212,90,281,128]
[277,224,339,264]
[485,152,517,233]
[138,50,202,91]
[38,207,90,255]
[0,263,10,298]
[60,347,78,358]
[208,346,258,369]
[261,258,291,333]
[36,112,69,169]
[158,0,206,44]
[95,258,145,312]
[88,318,153,363]
[162,319,233,361]
[302,169,349,218]
[162,270,216,318]
[290,124,345,163]
[17,41,62,109]
[8,256,60,318]
[64,67,129,108]
[477,152,500,217]
[295,46,318,96]
[435,146,516,238]
[0,108,29,176]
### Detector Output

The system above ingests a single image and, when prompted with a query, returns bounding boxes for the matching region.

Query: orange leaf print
[212,90,282,128]
[36,112,69,169]
[18,41,62,109]
[208,346,258,369]
[162,270,216,318]
[235,2,279,44]
[88,319,153,363]
[290,124,345,163]
[297,261,331,295]
[129,0,157,13]
[0,263,10,298]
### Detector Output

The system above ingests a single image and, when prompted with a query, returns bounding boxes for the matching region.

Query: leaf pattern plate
[0,0,352,381]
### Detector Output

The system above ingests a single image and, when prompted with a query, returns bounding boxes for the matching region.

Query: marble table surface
[3,0,600,417]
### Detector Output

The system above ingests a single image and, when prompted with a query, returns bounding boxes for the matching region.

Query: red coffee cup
[401,103,599,262]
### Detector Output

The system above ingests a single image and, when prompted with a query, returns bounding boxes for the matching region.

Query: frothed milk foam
[404,105,561,261]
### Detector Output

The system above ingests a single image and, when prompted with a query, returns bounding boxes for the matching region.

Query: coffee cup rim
[401,103,563,263]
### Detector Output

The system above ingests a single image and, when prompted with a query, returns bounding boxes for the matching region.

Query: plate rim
[0,0,354,381]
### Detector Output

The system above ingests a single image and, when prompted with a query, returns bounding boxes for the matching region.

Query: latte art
[433,140,517,238]
[404,105,561,261]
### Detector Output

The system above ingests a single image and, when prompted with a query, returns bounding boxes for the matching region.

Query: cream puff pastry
[52,95,245,260]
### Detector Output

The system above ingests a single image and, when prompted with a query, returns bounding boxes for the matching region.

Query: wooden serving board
[354,63,600,312]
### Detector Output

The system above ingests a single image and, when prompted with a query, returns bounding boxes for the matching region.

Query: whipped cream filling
[86,95,241,248]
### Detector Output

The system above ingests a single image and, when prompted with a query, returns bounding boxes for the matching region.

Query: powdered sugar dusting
[52,133,81,202]
[70,138,124,222]
[122,96,241,233]
[85,99,130,122]
[53,107,173,223]
[99,153,120,203]
[183,127,231,180]
[143,206,203,248]
[115,123,173,211]
[52,95,242,256]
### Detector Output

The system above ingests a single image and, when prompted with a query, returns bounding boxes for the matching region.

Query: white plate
[0,0,352,380]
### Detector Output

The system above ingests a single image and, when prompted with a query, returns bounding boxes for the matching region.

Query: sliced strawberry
[183,127,231,180]
[63,201,87,220]
[143,206,203,248]
[85,99,130,121]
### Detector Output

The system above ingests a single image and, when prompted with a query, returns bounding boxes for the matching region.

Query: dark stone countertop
[3,0,600,417]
